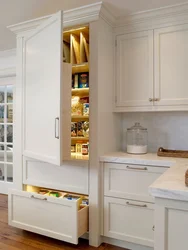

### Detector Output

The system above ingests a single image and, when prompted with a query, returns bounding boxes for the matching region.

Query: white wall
[122,112,188,153]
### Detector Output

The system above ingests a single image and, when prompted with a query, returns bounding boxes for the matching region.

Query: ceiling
[0,0,187,51]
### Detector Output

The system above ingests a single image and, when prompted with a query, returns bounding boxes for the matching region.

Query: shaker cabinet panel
[104,197,154,247]
[116,31,153,108]
[154,24,188,107]
[23,11,71,166]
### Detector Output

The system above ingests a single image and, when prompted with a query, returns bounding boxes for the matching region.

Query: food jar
[126,122,148,154]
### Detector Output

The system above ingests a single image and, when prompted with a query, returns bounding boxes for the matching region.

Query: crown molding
[0,49,16,58]
[115,2,188,30]
[0,67,16,78]
[8,2,115,35]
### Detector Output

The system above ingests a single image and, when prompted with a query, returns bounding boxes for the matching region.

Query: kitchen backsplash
[122,112,188,152]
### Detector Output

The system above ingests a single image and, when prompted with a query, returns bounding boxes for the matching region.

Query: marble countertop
[100,152,188,202]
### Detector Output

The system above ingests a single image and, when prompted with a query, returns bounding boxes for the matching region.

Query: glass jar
[126,122,148,154]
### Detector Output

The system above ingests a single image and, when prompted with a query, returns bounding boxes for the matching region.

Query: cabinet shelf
[71,152,89,161]
[71,115,89,121]
[72,88,89,97]
[72,63,89,74]
[71,137,89,141]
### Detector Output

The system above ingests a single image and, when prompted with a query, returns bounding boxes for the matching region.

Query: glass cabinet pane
[0,144,5,162]
[7,164,13,182]
[7,85,13,103]
[0,86,5,104]
[0,125,4,142]
[7,125,13,143]
[0,106,4,123]
[7,104,13,123]
[0,163,4,181]
[6,144,13,162]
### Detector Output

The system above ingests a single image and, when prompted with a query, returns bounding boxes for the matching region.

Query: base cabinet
[8,189,89,244]
[104,197,154,247]
[154,198,188,250]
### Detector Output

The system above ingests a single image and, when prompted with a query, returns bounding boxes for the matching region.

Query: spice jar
[82,144,89,155]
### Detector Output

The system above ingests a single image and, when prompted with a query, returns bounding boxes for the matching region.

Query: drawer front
[104,197,154,247]
[8,189,88,244]
[104,163,167,202]
[23,157,89,195]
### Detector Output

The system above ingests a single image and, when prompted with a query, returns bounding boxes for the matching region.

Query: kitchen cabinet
[104,163,167,203]
[154,198,188,250]
[116,31,153,109]
[8,2,120,247]
[104,197,154,247]
[9,188,88,244]
[154,24,188,107]
[101,161,168,248]
[115,23,188,112]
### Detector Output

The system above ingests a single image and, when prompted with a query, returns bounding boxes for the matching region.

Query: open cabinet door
[23,11,67,165]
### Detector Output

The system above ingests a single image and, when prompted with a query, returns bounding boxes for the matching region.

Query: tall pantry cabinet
[8,3,121,247]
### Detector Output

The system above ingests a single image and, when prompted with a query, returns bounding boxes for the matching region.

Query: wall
[122,112,188,153]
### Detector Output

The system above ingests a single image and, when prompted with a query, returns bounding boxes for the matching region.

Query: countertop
[100,152,188,202]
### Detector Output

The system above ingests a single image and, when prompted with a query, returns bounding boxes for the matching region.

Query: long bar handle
[31,195,47,201]
[55,117,59,139]
[126,166,148,171]
[126,201,147,208]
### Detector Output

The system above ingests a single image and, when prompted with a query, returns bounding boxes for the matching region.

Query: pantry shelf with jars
[63,26,90,160]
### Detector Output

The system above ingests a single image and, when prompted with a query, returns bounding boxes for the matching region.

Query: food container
[126,122,148,154]
[82,144,89,155]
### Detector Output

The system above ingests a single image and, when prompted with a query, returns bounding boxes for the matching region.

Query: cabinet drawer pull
[126,201,147,208]
[55,117,59,139]
[31,195,47,201]
[126,166,147,171]
[149,98,153,102]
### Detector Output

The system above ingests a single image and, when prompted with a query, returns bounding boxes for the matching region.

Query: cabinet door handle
[55,117,59,139]
[31,195,47,201]
[154,98,160,102]
[126,201,147,208]
[152,226,155,231]
[149,98,153,102]
[126,166,148,171]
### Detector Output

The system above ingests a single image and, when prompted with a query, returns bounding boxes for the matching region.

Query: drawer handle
[126,201,147,208]
[126,166,148,171]
[31,195,47,201]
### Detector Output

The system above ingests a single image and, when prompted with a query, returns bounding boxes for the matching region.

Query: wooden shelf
[71,152,89,161]
[72,88,89,97]
[71,115,89,121]
[71,137,89,141]
[72,63,89,74]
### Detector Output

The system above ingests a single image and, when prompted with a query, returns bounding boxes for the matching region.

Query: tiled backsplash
[122,112,188,153]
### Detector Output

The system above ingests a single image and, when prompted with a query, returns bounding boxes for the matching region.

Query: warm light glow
[64,27,87,34]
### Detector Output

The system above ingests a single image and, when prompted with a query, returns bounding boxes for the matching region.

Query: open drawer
[8,189,89,244]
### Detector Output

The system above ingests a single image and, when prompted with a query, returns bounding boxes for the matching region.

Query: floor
[0,194,126,250]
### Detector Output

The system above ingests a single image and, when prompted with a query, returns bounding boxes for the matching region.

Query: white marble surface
[100,152,188,202]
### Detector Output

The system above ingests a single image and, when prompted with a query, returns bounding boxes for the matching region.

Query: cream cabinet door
[116,31,154,108]
[104,197,154,247]
[23,11,71,166]
[154,24,188,107]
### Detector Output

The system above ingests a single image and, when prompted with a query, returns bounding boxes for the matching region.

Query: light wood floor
[0,194,126,250]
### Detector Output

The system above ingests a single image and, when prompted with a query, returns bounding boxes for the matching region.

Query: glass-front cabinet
[0,78,13,184]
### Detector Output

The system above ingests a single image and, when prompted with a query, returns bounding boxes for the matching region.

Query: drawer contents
[26,185,89,210]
